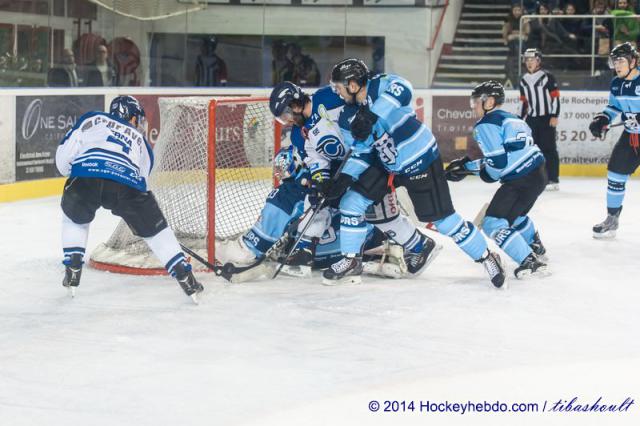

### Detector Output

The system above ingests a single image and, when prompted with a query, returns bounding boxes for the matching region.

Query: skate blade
[515,270,532,280]
[322,275,362,286]
[593,230,616,239]
[67,286,76,298]
[280,265,312,278]
[190,293,200,305]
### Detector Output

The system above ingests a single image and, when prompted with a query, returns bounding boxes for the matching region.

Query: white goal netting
[90,96,278,274]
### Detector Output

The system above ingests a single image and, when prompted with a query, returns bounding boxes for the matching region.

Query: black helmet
[471,80,505,107]
[269,81,305,123]
[609,42,639,69]
[523,48,542,63]
[330,58,370,86]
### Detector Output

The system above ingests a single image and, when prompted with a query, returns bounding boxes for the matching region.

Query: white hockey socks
[62,213,90,264]
[144,227,186,275]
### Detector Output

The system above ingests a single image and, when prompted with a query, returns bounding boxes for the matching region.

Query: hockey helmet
[609,42,639,69]
[269,81,305,125]
[470,80,505,109]
[109,95,145,122]
[523,48,542,63]
[273,145,302,183]
[330,58,370,87]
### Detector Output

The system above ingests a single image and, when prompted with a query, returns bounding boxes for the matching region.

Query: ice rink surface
[1,177,639,426]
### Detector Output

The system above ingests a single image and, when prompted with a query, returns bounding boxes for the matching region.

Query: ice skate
[404,234,442,276]
[593,213,619,239]
[281,241,315,278]
[322,255,363,285]
[62,253,83,297]
[545,181,560,191]
[174,263,204,303]
[530,231,547,261]
[477,250,506,289]
[514,253,547,279]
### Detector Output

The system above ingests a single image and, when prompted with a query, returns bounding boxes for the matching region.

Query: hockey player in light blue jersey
[323,59,504,287]
[264,81,439,282]
[216,145,417,281]
[589,42,640,238]
[445,81,548,279]
[56,95,203,301]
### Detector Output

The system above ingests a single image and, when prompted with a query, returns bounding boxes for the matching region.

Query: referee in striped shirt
[519,48,561,191]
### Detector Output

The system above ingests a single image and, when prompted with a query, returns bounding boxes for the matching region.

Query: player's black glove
[325,173,354,201]
[309,170,331,206]
[589,113,610,138]
[350,105,378,141]
[479,165,498,183]
[445,156,472,182]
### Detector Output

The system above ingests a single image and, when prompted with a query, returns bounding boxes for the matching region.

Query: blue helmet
[109,95,145,122]
[272,145,302,183]
[269,81,304,124]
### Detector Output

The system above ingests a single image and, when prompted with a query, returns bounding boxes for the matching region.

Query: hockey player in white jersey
[55,96,203,302]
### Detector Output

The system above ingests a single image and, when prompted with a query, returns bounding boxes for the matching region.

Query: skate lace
[406,252,423,268]
[484,255,501,277]
[332,258,354,273]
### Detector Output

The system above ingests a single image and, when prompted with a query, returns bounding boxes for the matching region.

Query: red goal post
[89,96,282,275]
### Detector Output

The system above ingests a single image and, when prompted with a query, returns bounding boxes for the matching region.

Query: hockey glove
[445,156,472,182]
[350,105,378,142]
[589,113,610,138]
[309,169,331,207]
[325,173,354,201]
[479,165,498,183]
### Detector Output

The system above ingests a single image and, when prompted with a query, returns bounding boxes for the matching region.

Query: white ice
[1,177,639,426]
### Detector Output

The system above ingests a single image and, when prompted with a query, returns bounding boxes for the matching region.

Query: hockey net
[89,96,280,274]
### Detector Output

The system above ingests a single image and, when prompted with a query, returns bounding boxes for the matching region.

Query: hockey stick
[271,149,354,280]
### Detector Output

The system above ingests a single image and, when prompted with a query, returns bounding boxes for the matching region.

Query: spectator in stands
[271,39,293,85]
[610,0,640,46]
[528,2,578,68]
[518,0,538,14]
[581,0,612,68]
[288,43,320,87]
[84,45,115,86]
[195,35,228,87]
[503,4,530,85]
[47,48,79,87]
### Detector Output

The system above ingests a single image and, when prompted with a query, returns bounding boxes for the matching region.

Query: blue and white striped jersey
[603,71,640,134]
[290,85,349,176]
[339,73,438,179]
[467,109,544,182]
[55,112,153,192]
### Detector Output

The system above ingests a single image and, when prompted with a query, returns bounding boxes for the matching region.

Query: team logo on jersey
[317,135,345,159]
[635,85,640,96]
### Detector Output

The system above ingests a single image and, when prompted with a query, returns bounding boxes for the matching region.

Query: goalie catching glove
[589,113,610,138]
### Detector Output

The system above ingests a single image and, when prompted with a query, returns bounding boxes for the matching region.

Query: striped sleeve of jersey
[518,84,528,118]
[545,72,560,117]
[474,122,507,180]
[370,78,413,121]
[603,92,623,121]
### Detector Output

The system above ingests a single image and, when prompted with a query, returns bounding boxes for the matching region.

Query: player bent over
[589,42,640,239]
[217,146,416,280]
[446,81,548,279]
[324,59,504,287]
[267,81,438,278]
[55,96,203,301]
